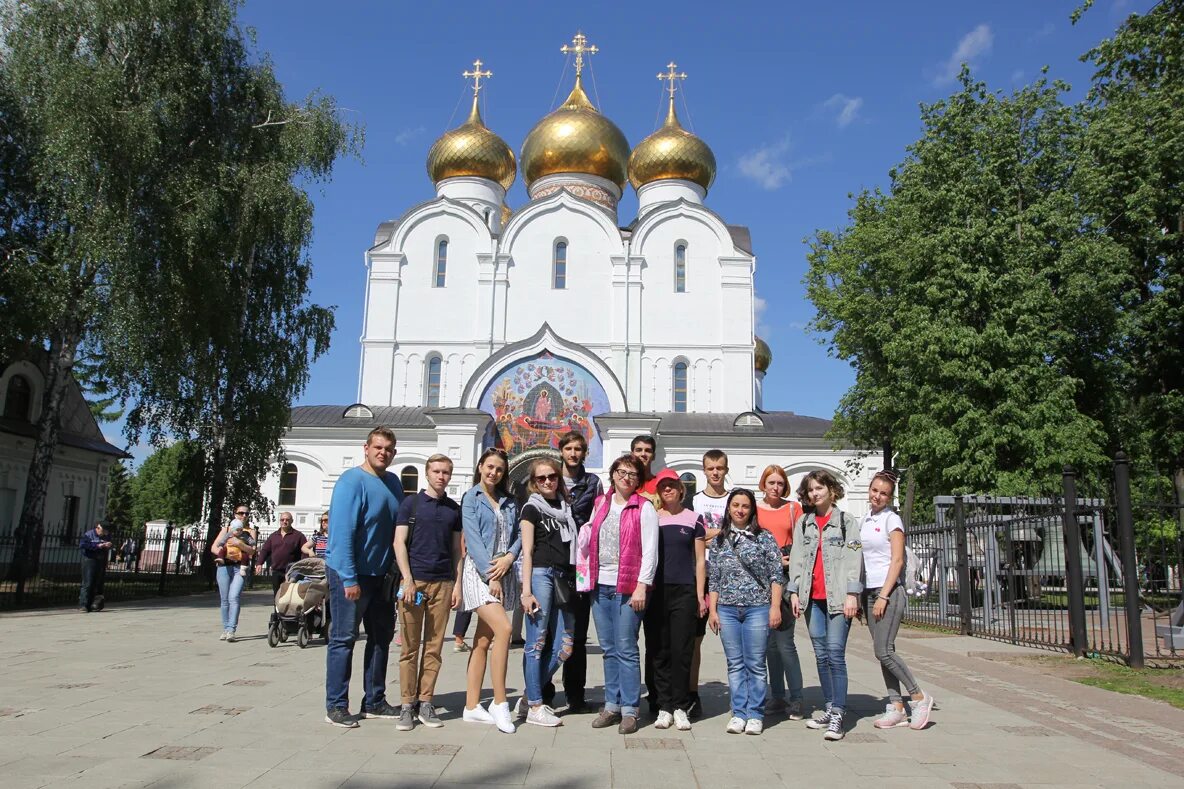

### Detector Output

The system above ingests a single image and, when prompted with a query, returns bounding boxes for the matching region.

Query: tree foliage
[130,442,204,531]
[104,460,134,533]
[0,0,356,578]
[806,73,1126,498]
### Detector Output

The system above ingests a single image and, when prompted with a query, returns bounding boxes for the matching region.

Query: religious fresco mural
[478,351,608,467]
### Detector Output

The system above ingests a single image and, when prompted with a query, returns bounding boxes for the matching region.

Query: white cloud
[934,23,994,86]
[821,93,863,129]
[754,296,771,338]
[738,135,794,190]
[394,126,425,146]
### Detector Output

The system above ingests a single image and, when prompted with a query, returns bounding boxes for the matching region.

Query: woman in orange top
[755,465,804,719]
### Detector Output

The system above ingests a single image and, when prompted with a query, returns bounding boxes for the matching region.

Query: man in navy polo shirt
[392,453,463,730]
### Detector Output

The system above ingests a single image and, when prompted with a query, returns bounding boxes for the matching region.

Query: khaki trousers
[398,579,453,704]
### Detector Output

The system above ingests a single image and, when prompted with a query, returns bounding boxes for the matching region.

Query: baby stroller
[268,557,328,649]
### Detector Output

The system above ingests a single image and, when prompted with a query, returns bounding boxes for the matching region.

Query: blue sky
[112,0,1151,460]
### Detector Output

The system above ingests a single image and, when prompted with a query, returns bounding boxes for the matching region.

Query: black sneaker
[361,700,401,720]
[824,710,845,741]
[325,708,359,728]
[542,682,556,708]
[687,693,702,721]
[565,698,592,715]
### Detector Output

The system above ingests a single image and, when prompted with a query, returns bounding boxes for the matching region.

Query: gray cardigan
[786,508,864,615]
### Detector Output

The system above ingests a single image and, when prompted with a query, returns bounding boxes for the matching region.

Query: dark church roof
[289,405,435,429]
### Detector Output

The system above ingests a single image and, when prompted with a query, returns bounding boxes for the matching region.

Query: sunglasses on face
[534,473,558,483]
[235,511,248,516]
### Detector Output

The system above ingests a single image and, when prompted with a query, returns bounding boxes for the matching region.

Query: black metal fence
[0,524,214,611]
[904,454,1184,666]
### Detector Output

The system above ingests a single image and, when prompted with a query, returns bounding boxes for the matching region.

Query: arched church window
[674,243,687,293]
[672,361,688,413]
[279,463,298,506]
[425,356,442,408]
[3,375,32,421]
[553,241,567,290]
[400,465,419,494]
[680,472,697,509]
[434,239,448,287]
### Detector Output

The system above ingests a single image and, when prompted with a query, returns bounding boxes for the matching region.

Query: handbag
[386,494,419,601]
[552,568,574,609]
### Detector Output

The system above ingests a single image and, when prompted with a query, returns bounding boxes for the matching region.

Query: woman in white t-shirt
[860,471,934,730]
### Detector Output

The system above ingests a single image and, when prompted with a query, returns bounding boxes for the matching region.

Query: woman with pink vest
[575,454,659,734]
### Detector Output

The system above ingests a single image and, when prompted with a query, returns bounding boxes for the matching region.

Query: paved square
[1,589,1181,788]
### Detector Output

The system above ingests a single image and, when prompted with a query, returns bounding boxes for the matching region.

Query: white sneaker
[489,700,516,734]
[514,697,528,720]
[725,716,745,734]
[225,631,236,643]
[744,718,763,735]
[874,704,909,729]
[219,631,229,641]
[673,709,692,731]
[462,703,495,725]
[654,710,674,729]
[526,705,562,727]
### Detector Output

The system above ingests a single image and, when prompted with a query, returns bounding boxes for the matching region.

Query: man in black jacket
[551,430,603,713]
[78,521,112,612]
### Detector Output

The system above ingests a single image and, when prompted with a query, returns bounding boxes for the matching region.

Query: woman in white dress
[459,448,520,733]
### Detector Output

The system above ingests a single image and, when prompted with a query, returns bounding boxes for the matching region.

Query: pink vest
[576,492,645,595]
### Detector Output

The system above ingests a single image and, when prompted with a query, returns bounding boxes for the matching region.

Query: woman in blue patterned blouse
[707,489,783,735]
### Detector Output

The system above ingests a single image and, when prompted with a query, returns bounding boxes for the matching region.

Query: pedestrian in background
[78,521,112,613]
[256,512,307,594]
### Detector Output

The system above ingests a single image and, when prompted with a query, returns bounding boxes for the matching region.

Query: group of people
[314,425,936,740]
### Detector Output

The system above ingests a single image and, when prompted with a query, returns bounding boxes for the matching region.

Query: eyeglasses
[614,470,639,480]
[320,518,329,523]
[534,473,558,483]
[235,511,248,516]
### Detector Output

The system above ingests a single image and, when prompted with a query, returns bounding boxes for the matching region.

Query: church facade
[263,36,879,534]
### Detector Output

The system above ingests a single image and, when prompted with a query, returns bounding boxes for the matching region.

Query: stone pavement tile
[340,775,437,789]
[352,751,451,777]
[3,754,97,778]
[62,726,216,759]
[608,750,695,787]
[840,754,942,778]
[925,755,1096,785]
[55,756,181,788]
[0,734,94,763]
[0,709,107,736]
[437,746,534,784]
[242,769,353,789]
[276,748,375,774]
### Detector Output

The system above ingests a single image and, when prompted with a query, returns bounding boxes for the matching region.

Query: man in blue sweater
[324,426,405,728]
[78,521,113,612]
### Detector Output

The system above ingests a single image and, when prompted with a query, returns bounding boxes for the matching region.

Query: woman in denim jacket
[459,448,521,733]
[786,469,863,741]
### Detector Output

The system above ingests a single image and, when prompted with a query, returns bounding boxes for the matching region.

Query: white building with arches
[264,39,879,534]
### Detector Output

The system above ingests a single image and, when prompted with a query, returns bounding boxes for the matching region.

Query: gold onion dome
[521,75,631,190]
[426,61,516,191]
[754,336,772,372]
[628,99,716,191]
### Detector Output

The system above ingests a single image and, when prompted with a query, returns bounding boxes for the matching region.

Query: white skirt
[460,554,517,613]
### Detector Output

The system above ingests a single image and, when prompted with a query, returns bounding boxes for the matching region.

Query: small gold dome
[754,336,772,372]
[520,76,631,190]
[426,97,516,191]
[628,99,716,191]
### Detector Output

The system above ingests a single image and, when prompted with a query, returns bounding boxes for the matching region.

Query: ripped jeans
[522,566,576,707]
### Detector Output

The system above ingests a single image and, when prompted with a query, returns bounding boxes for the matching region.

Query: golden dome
[520,76,631,190]
[426,96,516,191]
[754,336,772,372]
[628,98,716,191]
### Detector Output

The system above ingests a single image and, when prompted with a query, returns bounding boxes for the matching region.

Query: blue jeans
[523,567,575,706]
[767,617,803,702]
[805,598,852,712]
[324,567,395,712]
[216,564,245,631]
[590,584,644,717]
[717,604,770,720]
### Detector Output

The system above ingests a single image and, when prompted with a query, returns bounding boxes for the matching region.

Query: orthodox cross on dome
[658,61,687,100]
[462,59,493,97]
[561,32,598,77]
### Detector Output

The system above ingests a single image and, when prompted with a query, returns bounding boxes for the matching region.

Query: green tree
[104,460,134,534]
[130,442,204,531]
[806,73,1126,499]
[1076,0,1184,509]
[0,0,354,581]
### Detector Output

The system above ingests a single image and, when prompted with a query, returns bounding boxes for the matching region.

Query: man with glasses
[324,426,405,728]
[256,512,308,594]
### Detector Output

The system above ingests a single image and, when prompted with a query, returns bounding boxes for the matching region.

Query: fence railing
[0,524,214,611]
[903,455,1184,666]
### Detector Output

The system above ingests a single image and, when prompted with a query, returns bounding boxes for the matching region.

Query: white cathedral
[263,35,880,533]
